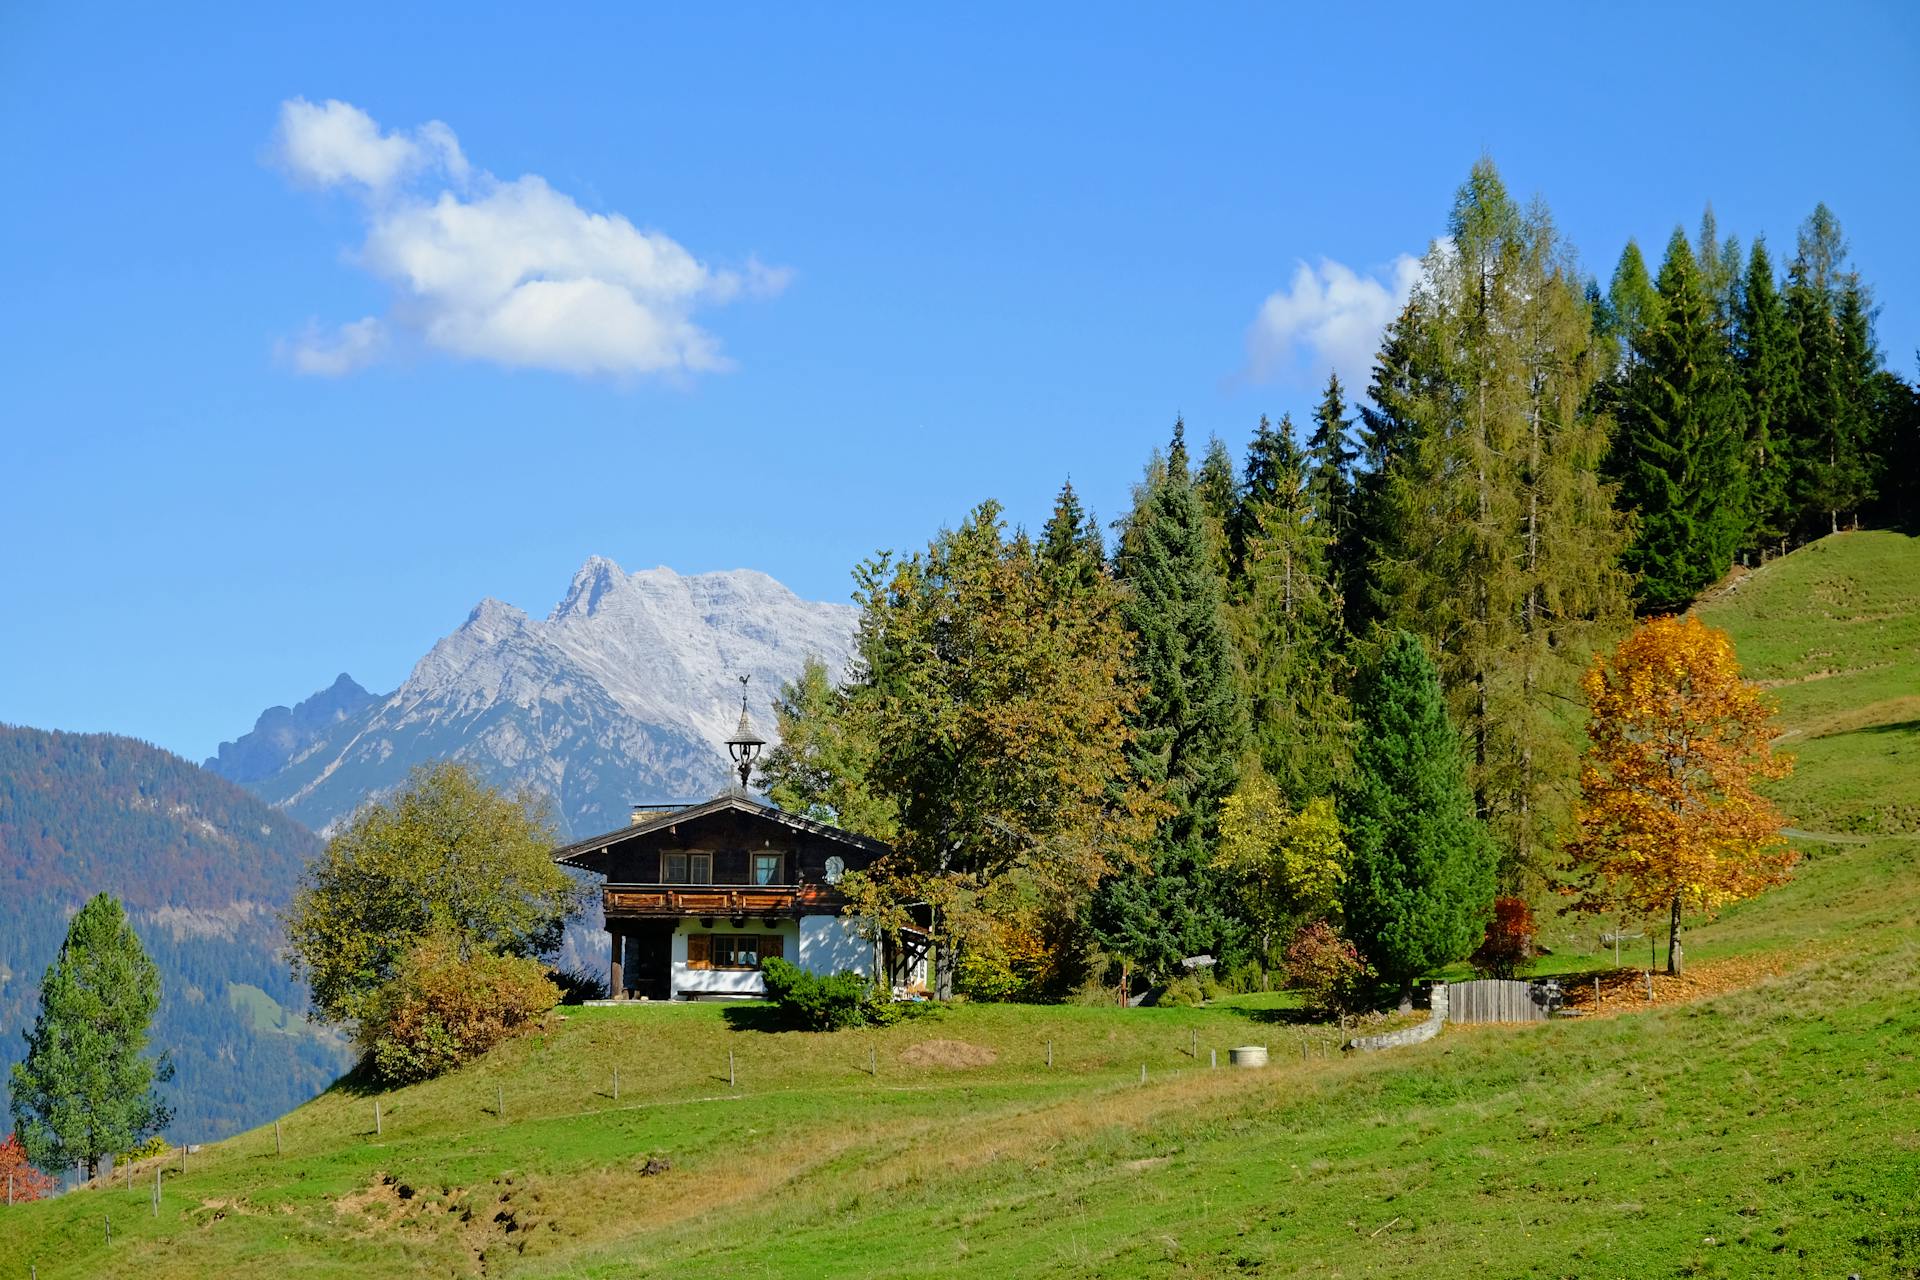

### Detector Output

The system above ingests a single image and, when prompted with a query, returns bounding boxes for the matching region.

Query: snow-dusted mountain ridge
[207,559,857,839]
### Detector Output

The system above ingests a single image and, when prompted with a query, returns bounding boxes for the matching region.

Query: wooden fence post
[1046,1040,1052,1069]
[497,1084,504,1120]
[1210,1048,1217,1069]
[374,1101,382,1137]
[275,1119,282,1157]
[869,1046,877,1077]
[729,1050,736,1089]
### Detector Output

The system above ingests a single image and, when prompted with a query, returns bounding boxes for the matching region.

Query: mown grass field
[4,532,1916,1278]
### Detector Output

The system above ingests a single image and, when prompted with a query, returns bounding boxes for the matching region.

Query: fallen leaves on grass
[1558,951,1796,1017]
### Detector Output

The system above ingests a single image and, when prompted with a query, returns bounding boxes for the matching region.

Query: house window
[752,853,784,885]
[686,933,785,971]
[660,852,712,884]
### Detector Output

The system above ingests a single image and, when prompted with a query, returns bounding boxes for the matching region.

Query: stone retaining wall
[1345,983,1448,1053]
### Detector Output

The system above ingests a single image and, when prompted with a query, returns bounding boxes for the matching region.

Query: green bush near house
[758,957,884,1031]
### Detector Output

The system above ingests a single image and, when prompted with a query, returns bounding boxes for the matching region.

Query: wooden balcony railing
[603,883,838,919]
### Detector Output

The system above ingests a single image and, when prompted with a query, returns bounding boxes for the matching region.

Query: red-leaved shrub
[0,1132,57,1201]
[1470,896,1537,979]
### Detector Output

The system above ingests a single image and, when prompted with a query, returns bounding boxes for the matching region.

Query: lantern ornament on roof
[724,674,767,792]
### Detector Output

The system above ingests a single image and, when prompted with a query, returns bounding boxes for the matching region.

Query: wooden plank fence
[1446,979,1558,1023]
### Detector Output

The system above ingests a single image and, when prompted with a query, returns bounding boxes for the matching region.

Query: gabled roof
[551,792,894,872]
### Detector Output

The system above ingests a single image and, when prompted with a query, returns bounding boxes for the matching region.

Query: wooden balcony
[603,883,839,920]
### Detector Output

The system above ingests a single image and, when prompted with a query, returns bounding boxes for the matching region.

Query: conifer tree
[1613,229,1747,610]
[1347,304,1431,636]
[1232,416,1347,802]
[1093,424,1251,980]
[1306,371,1360,609]
[10,894,173,1178]
[1040,477,1105,589]
[1604,240,1661,379]
[1733,238,1796,555]
[1194,435,1240,585]
[1114,423,1249,841]
[1784,206,1873,534]
[1371,160,1631,882]
[1227,414,1289,579]
[1339,633,1494,1010]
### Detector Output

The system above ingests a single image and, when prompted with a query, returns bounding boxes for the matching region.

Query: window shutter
[687,934,710,969]
[762,934,784,961]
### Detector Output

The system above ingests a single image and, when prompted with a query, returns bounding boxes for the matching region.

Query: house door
[630,922,674,1001]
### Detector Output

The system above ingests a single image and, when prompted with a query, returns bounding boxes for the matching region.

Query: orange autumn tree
[1567,615,1796,973]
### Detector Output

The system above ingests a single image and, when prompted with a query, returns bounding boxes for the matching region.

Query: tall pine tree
[1613,229,1747,611]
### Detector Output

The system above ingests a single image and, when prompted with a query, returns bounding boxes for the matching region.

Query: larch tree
[1339,632,1495,1010]
[1614,229,1748,611]
[1566,615,1796,973]
[758,655,898,841]
[1371,158,1631,884]
[9,893,173,1179]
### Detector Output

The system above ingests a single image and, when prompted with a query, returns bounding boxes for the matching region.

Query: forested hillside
[0,726,351,1145]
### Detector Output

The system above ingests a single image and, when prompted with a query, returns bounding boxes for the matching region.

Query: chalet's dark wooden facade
[553,793,918,1000]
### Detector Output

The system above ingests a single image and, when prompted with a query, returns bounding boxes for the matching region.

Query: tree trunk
[934,939,955,1001]
[1397,976,1413,1013]
[1667,895,1685,975]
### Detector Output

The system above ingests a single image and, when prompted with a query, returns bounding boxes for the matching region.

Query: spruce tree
[1785,205,1873,534]
[1339,632,1494,1010]
[1733,238,1796,555]
[1306,371,1360,610]
[1040,477,1105,589]
[10,893,173,1178]
[1348,302,1431,635]
[1093,425,1251,980]
[1233,416,1347,802]
[1114,423,1249,840]
[1614,229,1747,610]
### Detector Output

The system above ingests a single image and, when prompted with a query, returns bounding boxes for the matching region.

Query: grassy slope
[5,534,1918,1279]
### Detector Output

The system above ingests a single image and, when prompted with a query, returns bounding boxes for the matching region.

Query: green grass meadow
[4,531,1917,1278]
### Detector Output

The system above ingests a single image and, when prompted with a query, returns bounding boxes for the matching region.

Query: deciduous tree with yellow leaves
[1567,615,1796,973]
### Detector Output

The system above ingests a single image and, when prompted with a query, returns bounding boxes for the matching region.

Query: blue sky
[3,3,1916,762]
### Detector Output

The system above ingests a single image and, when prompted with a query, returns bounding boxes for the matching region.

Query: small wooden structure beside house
[552,690,925,1001]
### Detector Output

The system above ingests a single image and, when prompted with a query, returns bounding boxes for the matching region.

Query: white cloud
[279,316,385,376]
[1245,253,1425,391]
[272,99,781,379]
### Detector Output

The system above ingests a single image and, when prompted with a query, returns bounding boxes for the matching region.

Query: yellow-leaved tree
[1216,766,1349,958]
[1567,615,1795,973]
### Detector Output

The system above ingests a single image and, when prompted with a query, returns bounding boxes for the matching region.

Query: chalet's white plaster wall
[799,915,873,977]
[669,920,801,1000]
